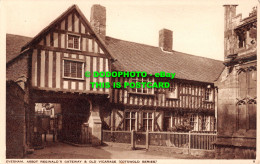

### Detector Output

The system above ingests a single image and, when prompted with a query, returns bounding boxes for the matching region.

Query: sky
[3,0,258,61]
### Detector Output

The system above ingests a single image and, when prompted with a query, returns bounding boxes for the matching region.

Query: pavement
[25,136,201,159]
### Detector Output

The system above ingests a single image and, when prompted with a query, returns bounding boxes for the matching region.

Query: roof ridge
[106,36,223,62]
[105,36,162,49]
[173,50,223,62]
[6,33,32,39]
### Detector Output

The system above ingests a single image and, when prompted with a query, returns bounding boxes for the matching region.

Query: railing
[102,130,131,144]
[190,132,216,150]
[149,132,189,148]
[102,130,217,152]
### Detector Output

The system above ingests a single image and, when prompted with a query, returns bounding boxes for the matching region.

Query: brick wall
[6,53,30,81]
[6,80,27,158]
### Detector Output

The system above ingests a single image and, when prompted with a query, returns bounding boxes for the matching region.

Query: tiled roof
[6,34,32,63]
[105,36,224,83]
[21,5,113,60]
[6,34,225,83]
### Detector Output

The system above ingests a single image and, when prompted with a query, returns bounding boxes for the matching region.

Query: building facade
[214,5,257,159]
[7,5,113,148]
[6,4,227,156]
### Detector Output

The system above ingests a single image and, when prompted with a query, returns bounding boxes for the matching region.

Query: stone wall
[215,63,256,159]
[215,5,257,159]
[215,66,238,136]
[215,145,256,159]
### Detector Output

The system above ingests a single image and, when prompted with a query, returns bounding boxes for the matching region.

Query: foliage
[167,114,194,132]
[168,124,193,132]
[42,103,54,111]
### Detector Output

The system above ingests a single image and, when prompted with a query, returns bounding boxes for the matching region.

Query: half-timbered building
[103,34,224,133]
[7,5,113,148]
[6,4,225,153]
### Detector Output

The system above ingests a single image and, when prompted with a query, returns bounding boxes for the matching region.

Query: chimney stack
[223,5,238,59]
[159,29,173,52]
[90,5,106,39]
[223,5,237,32]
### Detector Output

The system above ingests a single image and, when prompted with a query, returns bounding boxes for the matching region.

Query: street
[25,136,199,159]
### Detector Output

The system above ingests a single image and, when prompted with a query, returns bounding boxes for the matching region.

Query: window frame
[62,59,85,80]
[163,112,184,131]
[130,77,154,94]
[190,114,198,131]
[166,82,179,99]
[211,117,217,131]
[201,115,209,131]
[66,33,81,51]
[124,111,137,131]
[236,65,257,131]
[142,111,154,131]
[205,88,213,102]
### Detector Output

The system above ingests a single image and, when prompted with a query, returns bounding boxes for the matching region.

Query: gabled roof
[6,34,31,63]
[105,36,224,83]
[6,34,225,83]
[6,4,225,84]
[21,4,113,60]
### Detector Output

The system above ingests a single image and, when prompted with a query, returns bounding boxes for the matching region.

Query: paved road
[25,141,199,159]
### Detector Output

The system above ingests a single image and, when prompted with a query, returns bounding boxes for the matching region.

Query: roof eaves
[21,4,115,61]
[6,48,31,66]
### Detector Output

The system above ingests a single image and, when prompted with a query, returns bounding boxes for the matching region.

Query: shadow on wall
[6,80,27,158]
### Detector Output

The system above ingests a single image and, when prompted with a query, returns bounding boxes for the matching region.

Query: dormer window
[67,34,81,50]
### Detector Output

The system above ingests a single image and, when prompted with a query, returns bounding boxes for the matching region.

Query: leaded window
[205,88,213,101]
[131,77,154,94]
[143,112,153,131]
[63,60,84,79]
[67,34,81,50]
[190,114,197,131]
[125,111,136,131]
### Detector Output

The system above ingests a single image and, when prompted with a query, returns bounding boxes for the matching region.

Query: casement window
[201,115,209,131]
[166,82,178,99]
[190,114,197,131]
[237,65,257,131]
[125,111,136,131]
[205,88,213,101]
[131,77,154,94]
[67,34,81,50]
[63,60,84,79]
[210,117,217,131]
[143,112,153,131]
[163,112,183,131]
